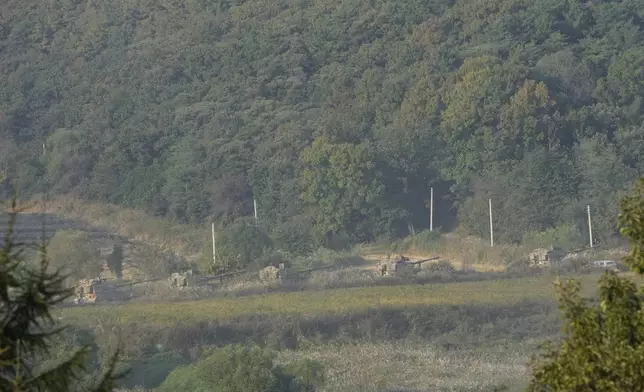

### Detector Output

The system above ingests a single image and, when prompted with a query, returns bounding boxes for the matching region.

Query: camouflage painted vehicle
[258,263,336,286]
[527,246,596,267]
[168,270,195,288]
[527,247,568,267]
[377,255,440,278]
[259,264,287,285]
[73,277,126,304]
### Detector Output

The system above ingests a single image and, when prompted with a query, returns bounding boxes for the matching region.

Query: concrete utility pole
[253,198,258,225]
[587,205,593,248]
[211,223,216,265]
[42,142,47,244]
[430,187,434,232]
[489,198,494,247]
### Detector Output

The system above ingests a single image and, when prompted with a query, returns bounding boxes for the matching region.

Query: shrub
[106,244,124,279]
[271,217,315,256]
[217,218,274,271]
[401,230,442,252]
[427,260,456,274]
[522,224,585,250]
[156,344,325,392]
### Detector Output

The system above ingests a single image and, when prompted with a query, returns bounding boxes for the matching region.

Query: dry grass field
[57,273,611,327]
[70,270,643,392]
[278,341,534,392]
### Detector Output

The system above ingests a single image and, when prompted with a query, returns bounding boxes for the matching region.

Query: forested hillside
[1,0,643,251]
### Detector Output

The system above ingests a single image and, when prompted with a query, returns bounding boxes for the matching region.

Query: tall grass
[278,342,534,392]
[114,341,536,392]
[357,230,525,272]
[62,272,638,391]
[83,297,561,391]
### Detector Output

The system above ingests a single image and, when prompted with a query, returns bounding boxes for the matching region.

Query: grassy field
[278,341,535,392]
[58,273,613,327]
[75,271,643,392]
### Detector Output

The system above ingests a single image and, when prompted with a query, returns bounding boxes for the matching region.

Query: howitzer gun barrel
[199,269,247,282]
[115,278,163,288]
[298,264,335,274]
[409,256,440,265]
[566,245,600,255]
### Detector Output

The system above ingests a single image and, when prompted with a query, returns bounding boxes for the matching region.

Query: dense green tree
[0,199,124,391]
[1,0,643,249]
[575,137,637,244]
[299,137,385,245]
[459,148,580,244]
[157,344,324,392]
[106,244,124,279]
[529,177,644,390]
[205,218,275,271]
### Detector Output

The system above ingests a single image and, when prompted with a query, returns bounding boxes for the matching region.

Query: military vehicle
[259,264,285,284]
[168,270,195,288]
[71,269,190,305]
[527,245,596,267]
[258,263,336,286]
[72,277,131,304]
[592,259,620,272]
[377,255,440,278]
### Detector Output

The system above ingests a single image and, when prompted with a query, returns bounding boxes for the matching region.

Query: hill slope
[1,0,643,248]
[0,199,201,279]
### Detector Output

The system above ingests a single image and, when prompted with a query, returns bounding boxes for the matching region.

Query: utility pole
[489,198,494,247]
[253,198,258,226]
[587,205,593,248]
[42,142,47,245]
[430,187,434,232]
[211,223,216,265]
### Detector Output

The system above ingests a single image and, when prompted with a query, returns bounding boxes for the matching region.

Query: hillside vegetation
[2,0,644,257]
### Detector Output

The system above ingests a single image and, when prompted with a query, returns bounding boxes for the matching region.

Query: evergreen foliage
[106,244,124,279]
[529,177,644,390]
[0,197,125,391]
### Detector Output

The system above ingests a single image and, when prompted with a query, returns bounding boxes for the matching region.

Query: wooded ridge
[1,0,642,251]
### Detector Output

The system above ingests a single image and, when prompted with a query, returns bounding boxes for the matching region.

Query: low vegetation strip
[57,274,605,327]
[19,199,205,257]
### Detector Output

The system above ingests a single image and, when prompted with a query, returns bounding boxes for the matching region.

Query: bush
[202,218,274,273]
[522,224,585,250]
[156,344,325,392]
[271,217,315,256]
[506,259,544,277]
[401,230,442,252]
[106,244,124,279]
[130,242,183,278]
[427,260,456,274]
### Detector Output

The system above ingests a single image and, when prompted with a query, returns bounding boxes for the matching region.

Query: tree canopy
[1,0,643,247]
